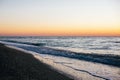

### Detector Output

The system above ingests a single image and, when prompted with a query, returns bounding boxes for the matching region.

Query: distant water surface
[0,36,120,55]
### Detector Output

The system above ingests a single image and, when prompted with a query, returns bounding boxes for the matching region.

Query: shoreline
[1,42,120,80]
[0,43,73,80]
[1,40,120,67]
[4,44,106,80]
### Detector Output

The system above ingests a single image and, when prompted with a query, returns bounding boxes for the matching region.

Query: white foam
[47,46,120,56]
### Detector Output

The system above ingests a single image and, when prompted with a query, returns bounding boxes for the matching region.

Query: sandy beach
[0,43,73,80]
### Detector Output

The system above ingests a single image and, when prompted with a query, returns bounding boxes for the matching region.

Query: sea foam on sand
[6,45,120,80]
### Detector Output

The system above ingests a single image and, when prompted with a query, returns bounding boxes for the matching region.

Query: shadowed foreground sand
[0,43,73,80]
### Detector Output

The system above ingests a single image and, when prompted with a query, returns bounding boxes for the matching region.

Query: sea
[0,36,120,80]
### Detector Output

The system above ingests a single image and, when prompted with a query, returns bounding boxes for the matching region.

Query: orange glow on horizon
[0,24,120,36]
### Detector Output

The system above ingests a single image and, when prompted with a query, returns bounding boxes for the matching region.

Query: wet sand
[0,43,73,80]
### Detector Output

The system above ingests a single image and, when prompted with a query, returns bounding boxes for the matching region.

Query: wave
[11,44,120,68]
[2,40,46,46]
[1,40,120,67]
[89,47,110,50]
[114,41,120,43]
[106,41,120,44]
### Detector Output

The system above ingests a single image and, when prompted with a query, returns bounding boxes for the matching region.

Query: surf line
[59,64,110,80]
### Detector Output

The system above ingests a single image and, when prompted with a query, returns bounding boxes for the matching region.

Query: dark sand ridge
[0,43,73,80]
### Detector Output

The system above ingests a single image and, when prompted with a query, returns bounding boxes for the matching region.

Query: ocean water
[0,36,120,55]
[0,36,120,80]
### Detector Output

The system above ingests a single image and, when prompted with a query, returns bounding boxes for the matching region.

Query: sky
[0,0,120,36]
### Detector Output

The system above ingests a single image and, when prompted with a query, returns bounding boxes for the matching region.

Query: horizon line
[0,35,120,37]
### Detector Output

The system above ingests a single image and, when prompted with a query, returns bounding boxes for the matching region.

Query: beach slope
[0,43,73,80]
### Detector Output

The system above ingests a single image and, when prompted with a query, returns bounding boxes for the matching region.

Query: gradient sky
[0,0,120,36]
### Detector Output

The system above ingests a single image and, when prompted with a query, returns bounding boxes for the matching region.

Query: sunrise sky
[0,0,120,36]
